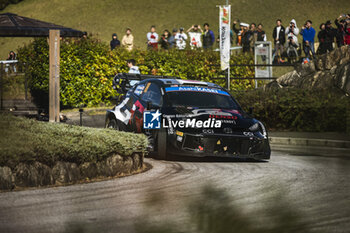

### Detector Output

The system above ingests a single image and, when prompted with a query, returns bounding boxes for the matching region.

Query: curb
[269,137,350,149]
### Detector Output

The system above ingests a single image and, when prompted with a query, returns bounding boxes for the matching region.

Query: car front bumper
[167,132,271,160]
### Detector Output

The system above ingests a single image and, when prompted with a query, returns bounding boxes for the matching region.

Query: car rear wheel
[156,129,167,160]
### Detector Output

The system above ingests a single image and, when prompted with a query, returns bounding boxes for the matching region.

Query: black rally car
[105,73,271,160]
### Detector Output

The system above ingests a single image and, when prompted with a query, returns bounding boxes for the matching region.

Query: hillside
[0,0,349,59]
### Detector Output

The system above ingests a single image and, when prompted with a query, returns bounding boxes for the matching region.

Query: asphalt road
[0,146,349,233]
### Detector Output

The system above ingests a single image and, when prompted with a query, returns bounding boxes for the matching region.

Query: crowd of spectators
[110,13,350,62]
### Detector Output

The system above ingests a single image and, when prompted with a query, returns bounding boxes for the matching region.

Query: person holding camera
[159,29,172,50]
[301,20,316,59]
[335,14,350,47]
[285,19,299,48]
[175,27,188,50]
[187,25,203,49]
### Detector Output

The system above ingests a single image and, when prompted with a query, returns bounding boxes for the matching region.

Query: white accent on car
[113,97,132,125]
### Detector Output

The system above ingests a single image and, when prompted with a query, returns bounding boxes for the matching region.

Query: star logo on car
[151,110,162,122]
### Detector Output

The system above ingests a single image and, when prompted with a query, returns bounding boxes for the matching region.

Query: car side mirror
[248,107,254,115]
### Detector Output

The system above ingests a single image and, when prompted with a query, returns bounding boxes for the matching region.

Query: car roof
[143,78,222,89]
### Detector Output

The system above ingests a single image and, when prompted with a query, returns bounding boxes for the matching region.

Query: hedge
[17,37,257,109]
[232,88,349,132]
[0,114,148,168]
[0,0,22,10]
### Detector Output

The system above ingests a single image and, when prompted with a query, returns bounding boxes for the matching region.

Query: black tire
[156,129,167,160]
[107,118,120,130]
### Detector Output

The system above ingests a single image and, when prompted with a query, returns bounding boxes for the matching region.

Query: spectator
[317,23,327,54]
[159,29,172,50]
[110,33,120,50]
[7,51,16,60]
[285,19,299,48]
[6,51,17,73]
[82,31,88,39]
[202,23,215,49]
[127,59,140,74]
[187,25,203,49]
[344,18,350,45]
[175,27,188,50]
[249,23,257,51]
[147,25,159,50]
[240,23,252,53]
[257,24,266,42]
[121,28,134,51]
[335,15,346,47]
[168,28,177,48]
[301,20,316,59]
[272,19,286,62]
[324,20,337,52]
[232,20,243,45]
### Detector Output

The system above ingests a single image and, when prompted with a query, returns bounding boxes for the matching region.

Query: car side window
[133,83,145,96]
[141,83,162,106]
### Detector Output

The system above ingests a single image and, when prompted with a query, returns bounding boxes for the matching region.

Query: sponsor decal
[134,84,145,96]
[203,129,214,134]
[163,117,221,129]
[165,86,230,96]
[143,111,222,129]
[176,131,184,137]
[176,136,183,142]
[209,114,237,120]
[243,132,254,137]
[143,110,161,129]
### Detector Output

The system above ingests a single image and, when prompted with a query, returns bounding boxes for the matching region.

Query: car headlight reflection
[249,123,259,132]
[249,122,267,138]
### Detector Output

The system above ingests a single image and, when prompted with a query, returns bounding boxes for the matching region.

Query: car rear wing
[112,73,178,94]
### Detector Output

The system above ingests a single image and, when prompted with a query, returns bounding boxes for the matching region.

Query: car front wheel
[157,129,167,159]
[107,118,120,130]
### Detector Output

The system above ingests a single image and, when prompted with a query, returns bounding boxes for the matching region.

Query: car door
[121,82,146,132]
[134,82,163,132]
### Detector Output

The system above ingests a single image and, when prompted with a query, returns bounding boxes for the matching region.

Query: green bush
[232,89,349,132]
[0,114,148,168]
[17,37,256,109]
[0,0,23,10]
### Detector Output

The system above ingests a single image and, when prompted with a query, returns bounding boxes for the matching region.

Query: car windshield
[165,87,240,110]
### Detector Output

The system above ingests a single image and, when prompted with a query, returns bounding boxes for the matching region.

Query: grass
[1,0,349,68]
[0,114,148,168]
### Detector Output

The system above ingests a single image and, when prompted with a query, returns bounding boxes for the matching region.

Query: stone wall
[0,153,143,191]
[265,46,350,95]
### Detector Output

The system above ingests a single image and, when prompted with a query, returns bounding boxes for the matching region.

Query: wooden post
[0,62,3,110]
[49,30,60,122]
